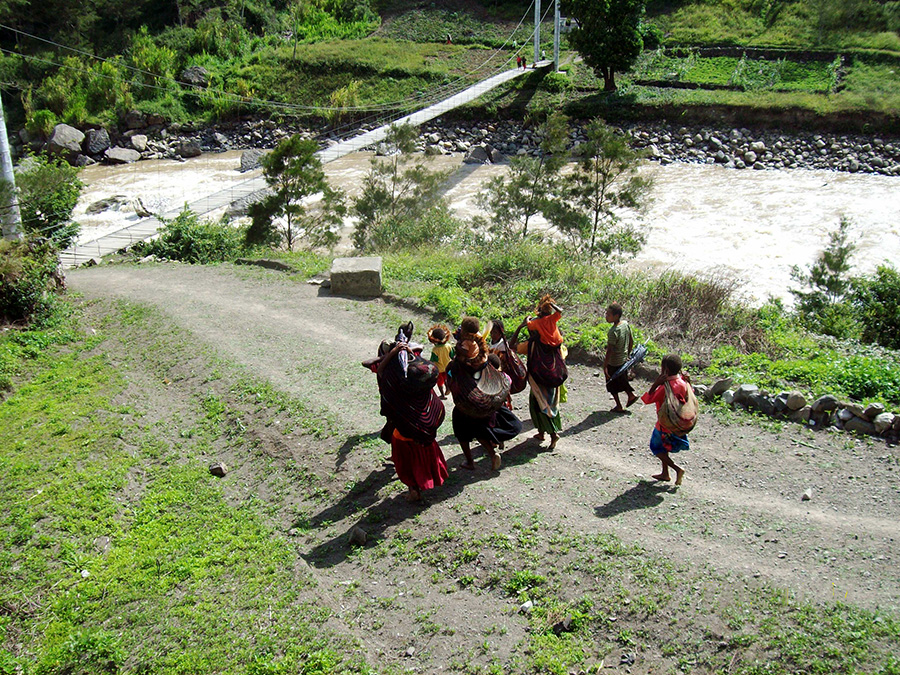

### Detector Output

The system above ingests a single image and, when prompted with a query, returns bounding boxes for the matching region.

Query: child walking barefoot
[640,354,696,486]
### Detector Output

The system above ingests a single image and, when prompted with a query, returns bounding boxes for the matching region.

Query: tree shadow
[594,481,674,519]
[303,434,548,568]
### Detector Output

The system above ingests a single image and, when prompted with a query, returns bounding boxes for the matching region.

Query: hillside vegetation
[0,0,898,132]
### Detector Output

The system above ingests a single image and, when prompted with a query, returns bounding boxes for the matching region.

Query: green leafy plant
[853,264,900,350]
[137,207,245,263]
[13,155,83,249]
[0,238,62,324]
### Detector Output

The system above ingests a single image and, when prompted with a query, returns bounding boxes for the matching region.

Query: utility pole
[534,0,541,66]
[553,0,560,72]
[0,90,22,242]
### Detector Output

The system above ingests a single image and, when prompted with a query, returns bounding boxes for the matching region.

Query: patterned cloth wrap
[378,352,445,445]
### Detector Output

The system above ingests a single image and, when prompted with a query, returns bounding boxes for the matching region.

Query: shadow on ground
[304,432,552,568]
[594,481,675,519]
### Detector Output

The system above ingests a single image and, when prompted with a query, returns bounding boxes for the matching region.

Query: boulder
[722,390,735,405]
[130,134,148,152]
[864,402,885,419]
[748,393,776,416]
[73,154,96,167]
[348,526,368,547]
[47,124,84,156]
[490,148,505,164]
[743,150,757,164]
[177,141,202,158]
[732,384,759,405]
[463,145,490,164]
[83,128,111,155]
[225,187,274,219]
[873,412,894,434]
[843,416,877,436]
[693,384,709,399]
[791,405,812,424]
[86,195,129,214]
[123,110,147,130]
[180,65,210,87]
[330,257,382,297]
[105,147,142,164]
[786,391,807,411]
[750,141,766,153]
[811,395,839,413]
[240,149,269,172]
[708,378,733,397]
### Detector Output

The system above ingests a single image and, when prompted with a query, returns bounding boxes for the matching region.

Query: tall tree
[550,120,651,262]
[563,0,645,91]
[246,134,345,251]
[477,112,569,240]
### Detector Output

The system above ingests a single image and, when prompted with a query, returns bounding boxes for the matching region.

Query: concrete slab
[330,256,382,296]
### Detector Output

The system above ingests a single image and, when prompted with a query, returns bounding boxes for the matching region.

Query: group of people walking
[363,295,697,503]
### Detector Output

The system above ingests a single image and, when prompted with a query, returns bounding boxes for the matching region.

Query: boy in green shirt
[604,302,638,412]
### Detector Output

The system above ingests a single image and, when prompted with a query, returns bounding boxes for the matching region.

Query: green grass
[0,302,370,674]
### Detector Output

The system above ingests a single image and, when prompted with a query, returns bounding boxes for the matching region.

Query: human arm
[376,342,411,376]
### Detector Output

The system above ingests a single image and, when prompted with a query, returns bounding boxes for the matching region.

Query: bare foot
[611,406,625,414]
[549,433,559,450]
[652,473,671,482]
[404,489,422,502]
[626,395,639,408]
[533,432,545,442]
[491,453,502,471]
[461,460,476,471]
[674,469,685,486]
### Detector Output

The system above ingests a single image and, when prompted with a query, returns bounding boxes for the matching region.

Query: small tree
[551,120,651,262]
[246,134,345,251]
[13,155,83,249]
[564,0,645,91]
[853,264,900,350]
[477,112,569,240]
[790,216,856,337]
[352,123,445,251]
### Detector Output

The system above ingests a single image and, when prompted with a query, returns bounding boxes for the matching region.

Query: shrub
[136,207,245,263]
[25,109,58,138]
[853,264,900,350]
[14,155,83,249]
[369,203,460,252]
[0,238,62,324]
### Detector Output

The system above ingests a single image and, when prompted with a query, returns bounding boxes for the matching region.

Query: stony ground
[68,262,900,673]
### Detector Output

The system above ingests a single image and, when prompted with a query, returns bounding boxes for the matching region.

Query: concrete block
[330,256,382,297]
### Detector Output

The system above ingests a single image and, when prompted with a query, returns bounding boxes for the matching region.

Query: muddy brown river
[75,150,900,304]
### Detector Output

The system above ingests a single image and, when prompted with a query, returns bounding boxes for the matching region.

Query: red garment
[641,375,689,431]
[391,429,448,492]
[527,311,563,346]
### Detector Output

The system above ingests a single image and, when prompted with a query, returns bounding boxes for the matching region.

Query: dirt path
[68,263,900,671]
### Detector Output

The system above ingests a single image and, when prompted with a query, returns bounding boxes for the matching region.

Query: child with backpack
[640,354,698,486]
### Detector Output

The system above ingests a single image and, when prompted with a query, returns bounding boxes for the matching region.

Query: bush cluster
[0,238,63,324]
[134,208,245,264]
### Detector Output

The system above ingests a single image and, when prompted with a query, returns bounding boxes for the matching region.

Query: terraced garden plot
[633,51,841,92]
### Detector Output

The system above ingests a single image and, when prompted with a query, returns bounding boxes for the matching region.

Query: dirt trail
[69,263,900,623]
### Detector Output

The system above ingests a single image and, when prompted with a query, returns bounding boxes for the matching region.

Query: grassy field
[2,278,899,673]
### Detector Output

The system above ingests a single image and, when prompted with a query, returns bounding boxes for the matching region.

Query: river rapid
[74,150,900,304]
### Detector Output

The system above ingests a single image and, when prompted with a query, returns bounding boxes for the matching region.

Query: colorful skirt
[649,427,690,456]
[392,429,448,491]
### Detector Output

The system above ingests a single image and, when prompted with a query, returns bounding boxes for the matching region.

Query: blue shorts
[650,427,690,456]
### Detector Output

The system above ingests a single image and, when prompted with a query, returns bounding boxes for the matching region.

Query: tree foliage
[352,123,447,251]
[551,120,651,262]
[790,216,856,338]
[853,264,900,350]
[247,134,345,251]
[477,112,569,241]
[13,155,83,249]
[563,0,645,91]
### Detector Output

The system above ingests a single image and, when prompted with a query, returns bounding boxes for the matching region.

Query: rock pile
[16,115,900,178]
[698,377,900,439]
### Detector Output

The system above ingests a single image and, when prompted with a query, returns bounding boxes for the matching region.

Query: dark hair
[431,327,446,341]
[607,302,623,319]
[487,353,501,369]
[661,354,682,375]
[460,316,480,334]
[491,319,505,335]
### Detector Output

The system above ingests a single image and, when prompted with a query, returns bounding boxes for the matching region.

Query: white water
[75,151,900,304]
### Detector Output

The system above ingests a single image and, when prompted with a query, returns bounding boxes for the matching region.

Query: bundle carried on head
[428,324,450,345]
[455,316,488,369]
[536,294,556,316]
